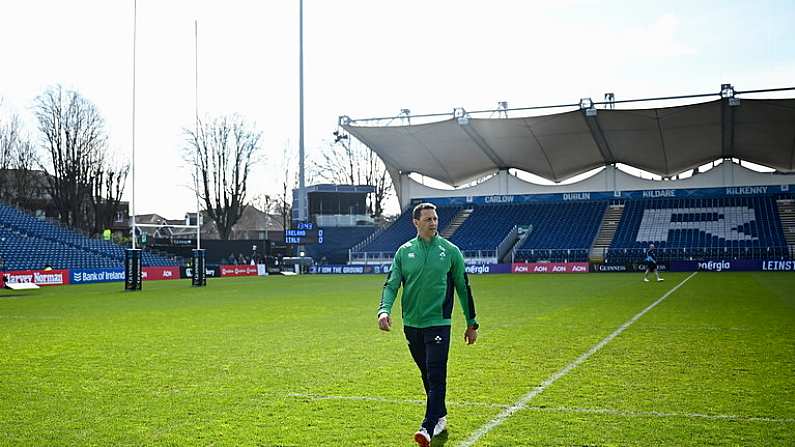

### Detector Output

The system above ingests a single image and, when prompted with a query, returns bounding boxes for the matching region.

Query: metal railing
[514,248,589,263]
[350,245,794,265]
[595,245,794,262]
[349,251,395,265]
[462,250,498,264]
[350,249,499,265]
[316,214,374,227]
[509,228,534,262]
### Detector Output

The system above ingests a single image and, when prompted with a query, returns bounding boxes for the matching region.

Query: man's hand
[377,312,392,331]
[464,325,478,345]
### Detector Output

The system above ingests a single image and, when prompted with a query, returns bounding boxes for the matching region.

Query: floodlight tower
[399,108,411,125]
[297,0,306,225]
[604,93,615,109]
[497,101,509,118]
[580,98,597,117]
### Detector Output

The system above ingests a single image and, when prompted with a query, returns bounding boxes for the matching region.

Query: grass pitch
[0,272,793,446]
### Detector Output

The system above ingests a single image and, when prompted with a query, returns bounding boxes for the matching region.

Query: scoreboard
[285,223,324,245]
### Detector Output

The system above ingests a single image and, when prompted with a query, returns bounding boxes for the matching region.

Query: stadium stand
[606,196,788,263]
[350,206,460,262]
[448,205,519,255]
[511,201,606,262]
[340,87,795,268]
[447,202,605,262]
[349,202,606,263]
[348,194,791,265]
[304,226,376,265]
[0,201,176,270]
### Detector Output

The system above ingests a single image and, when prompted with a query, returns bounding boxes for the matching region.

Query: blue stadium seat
[305,226,376,264]
[606,196,788,263]
[358,206,460,254]
[0,201,177,270]
[508,202,606,262]
[355,202,605,263]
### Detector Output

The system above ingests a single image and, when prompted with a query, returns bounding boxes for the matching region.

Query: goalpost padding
[125,249,142,291]
[191,249,207,287]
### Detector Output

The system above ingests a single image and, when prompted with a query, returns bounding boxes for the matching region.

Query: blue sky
[0,0,793,217]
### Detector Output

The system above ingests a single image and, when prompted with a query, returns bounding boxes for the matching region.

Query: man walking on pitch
[643,243,664,282]
[377,202,479,446]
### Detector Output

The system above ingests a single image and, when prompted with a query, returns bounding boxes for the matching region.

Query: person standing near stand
[643,243,664,282]
[377,202,479,446]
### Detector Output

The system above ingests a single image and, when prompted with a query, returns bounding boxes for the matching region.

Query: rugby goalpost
[125,2,206,290]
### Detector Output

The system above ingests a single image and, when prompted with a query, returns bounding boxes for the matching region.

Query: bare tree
[254,146,295,231]
[367,149,392,218]
[185,115,261,240]
[313,131,363,185]
[1,105,41,210]
[275,145,297,230]
[250,193,274,214]
[11,138,40,209]
[89,160,129,235]
[251,192,287,218]
[312,130,393,219]
[277,172,293,231]
[34,85,107,232]
[0,113,20,203]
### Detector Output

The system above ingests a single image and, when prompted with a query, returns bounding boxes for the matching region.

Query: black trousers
[404,325,451,434]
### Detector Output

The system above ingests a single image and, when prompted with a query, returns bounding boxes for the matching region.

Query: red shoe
[414,428,431,447]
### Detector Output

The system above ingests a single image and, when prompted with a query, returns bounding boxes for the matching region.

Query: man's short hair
[412,202,437,220]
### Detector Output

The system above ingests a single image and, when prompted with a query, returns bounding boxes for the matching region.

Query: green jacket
[378,234,478,329]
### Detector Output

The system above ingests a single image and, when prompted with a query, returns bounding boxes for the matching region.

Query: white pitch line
[522,405,795,424]
[286,392,509,409]
[283,392,795,425]
[458,271,699,447]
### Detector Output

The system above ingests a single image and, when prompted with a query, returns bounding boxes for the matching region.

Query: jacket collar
[415,233,440,246]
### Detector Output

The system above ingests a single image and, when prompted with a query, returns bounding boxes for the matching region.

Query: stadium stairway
[349,225,385,253]
[440,208,473,238]
[589,204,624,262]
[499,225,524,263]
[776,199,795,254]
[349,206,460,263]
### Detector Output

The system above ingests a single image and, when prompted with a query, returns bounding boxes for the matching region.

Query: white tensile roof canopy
[342,98,795,187]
